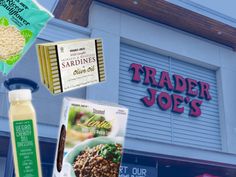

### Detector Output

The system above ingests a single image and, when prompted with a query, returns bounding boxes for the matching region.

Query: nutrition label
[13,120,39,177]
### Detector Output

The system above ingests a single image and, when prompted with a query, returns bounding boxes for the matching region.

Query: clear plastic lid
[9,89,32,102]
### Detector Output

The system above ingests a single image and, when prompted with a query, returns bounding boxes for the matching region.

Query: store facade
[1,1,236,177]
[85,2,236,177]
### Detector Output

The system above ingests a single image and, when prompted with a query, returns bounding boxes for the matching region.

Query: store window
[121,153,236,177]
[121,153,158,177]
[119,43,221,151]
[158,158,235,177]
[0,135,9,177]
[39,140,56,177]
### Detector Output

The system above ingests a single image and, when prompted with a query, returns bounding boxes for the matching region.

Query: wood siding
[54,0,236,50]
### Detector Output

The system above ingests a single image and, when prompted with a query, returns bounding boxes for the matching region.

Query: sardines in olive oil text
[36,38,105,94]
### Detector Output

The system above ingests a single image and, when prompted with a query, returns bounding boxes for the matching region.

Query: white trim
[51,0,59,12]
[217,68,228,152]
[39,18,91,41]
[120,37,220,70]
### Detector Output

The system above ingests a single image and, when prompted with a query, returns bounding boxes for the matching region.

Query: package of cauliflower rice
[0,0,53,75]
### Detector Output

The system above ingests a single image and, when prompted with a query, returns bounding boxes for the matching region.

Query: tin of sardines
[53,97,129,177]
[36,38,105,94]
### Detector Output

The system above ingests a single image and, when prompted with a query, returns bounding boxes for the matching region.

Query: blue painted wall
[1,1,236,176]
[87,2,236,165]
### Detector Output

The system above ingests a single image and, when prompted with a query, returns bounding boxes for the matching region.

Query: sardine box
[36,38,105,94]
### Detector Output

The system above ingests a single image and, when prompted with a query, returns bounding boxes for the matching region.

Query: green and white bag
[0,0,53,74]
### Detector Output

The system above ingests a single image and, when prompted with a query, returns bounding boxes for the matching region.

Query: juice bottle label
[13,119,39,177]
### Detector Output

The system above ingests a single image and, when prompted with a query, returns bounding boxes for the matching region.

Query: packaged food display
[0,0,53,74]
[53,97,128,177]
[8,89,42,177]
[36,38,105,94]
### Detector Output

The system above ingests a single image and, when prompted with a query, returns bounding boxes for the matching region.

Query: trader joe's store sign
[129,63,212,117]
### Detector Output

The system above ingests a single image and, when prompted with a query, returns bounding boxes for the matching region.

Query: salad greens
[98,144,122,163]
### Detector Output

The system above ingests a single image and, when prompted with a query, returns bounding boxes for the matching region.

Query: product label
[57,40,99,92]
[0,0,31,27]
[0,0,52,75]
[53,98,129,177]
[13,120,39,177]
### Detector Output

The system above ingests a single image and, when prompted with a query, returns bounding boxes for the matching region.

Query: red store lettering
[129,63,211,117]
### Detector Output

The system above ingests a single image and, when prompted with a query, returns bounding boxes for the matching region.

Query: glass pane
[0,136,9,157]
[0,136,9,177]
[40,140,56,176]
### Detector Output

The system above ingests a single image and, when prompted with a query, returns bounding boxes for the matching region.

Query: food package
[36,38,105,94]
[0,0,53,74]
[53,97,129,177]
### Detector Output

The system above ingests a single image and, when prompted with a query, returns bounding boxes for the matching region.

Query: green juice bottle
[8,89,42,177]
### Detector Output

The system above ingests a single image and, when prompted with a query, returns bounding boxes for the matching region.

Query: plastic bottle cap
[9,89,32,102]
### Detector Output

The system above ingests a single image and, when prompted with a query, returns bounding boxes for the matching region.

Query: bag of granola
[0,0,53,75]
